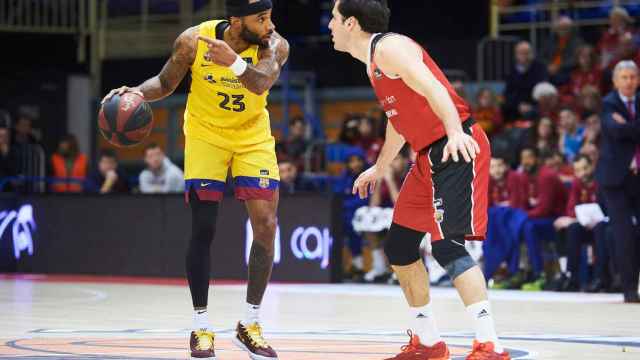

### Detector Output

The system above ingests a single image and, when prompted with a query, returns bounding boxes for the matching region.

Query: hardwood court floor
[1,275,639,360]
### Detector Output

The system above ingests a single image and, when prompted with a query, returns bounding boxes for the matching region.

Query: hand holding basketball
[98,91,153,148]
[101,86,144,105]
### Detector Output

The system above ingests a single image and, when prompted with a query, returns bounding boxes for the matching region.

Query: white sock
[466,301,503,353]
[372,249,387,273]
[352,256,364,270]
[410,302,443,346]
[241,302,260,326]
[193,309,211,331]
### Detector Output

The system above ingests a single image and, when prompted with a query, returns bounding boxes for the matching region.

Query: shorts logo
[259,178,270,189]
[260,169,270,176]
[434,198,444,223]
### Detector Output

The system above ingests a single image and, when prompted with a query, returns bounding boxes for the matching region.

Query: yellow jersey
[184,20,271,148]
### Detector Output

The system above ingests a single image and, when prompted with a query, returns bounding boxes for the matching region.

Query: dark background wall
[0,195,343,282]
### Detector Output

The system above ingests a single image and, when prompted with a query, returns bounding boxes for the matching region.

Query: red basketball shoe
[385,330,450,360]
[465,341,510,360]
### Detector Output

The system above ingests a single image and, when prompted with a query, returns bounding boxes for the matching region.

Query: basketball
[98,92,153,147]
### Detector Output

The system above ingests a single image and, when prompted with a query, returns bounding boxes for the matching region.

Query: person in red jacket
[554,155,613,292]
[50,134,87,193]
[511,147,567,290]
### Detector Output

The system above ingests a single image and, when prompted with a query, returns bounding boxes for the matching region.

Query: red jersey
[565,178,598,218]
[509,166,567,218]
[367,33,471,152]
[489,171,517,207]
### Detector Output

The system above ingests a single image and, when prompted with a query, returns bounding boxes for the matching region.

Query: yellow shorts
[184,135,279,202]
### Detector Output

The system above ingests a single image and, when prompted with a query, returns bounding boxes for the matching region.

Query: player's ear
[228,16,242,27]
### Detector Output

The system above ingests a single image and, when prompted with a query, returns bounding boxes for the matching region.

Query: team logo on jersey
[374,68,383,79]
[259,178,270,189]
[204,73,217,84]
[243,57,254,64]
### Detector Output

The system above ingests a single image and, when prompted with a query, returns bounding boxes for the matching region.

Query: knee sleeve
[384,223,424,266]
[432,238,476,280]
[186,189,219,308]
[189,189,219,245]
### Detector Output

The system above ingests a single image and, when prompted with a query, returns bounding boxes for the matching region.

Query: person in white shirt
[139,143,184,194]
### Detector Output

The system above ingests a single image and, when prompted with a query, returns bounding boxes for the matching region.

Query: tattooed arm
[102,27,197,103]
[238,33,290,95]
[198,32,290,95]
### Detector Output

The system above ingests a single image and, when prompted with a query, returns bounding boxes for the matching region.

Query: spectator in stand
[0,113,17,192]
[139,143,184,194]
[332,147,368,280]
[50,134,87,193]
[10,112,45,193]
[554,155,610,292]
[275,116,309,169]
[503,41,549,121]
[370,149,410,208]
[356,116,383,165]
[338,114,361,147]
[596,60,640,303]
[542,16,583,83]
[541,149,575,184]
[579,141,600,165]
[365,150,410,283]
[526,116,558,155]
[532,82,561,123]
[278,159,317,195]
[583,113,602,145]
[483,156,523,283]
[474,88,504,137]
[576,85,603,118]
[561,45,603,107]
[11,114,39,146]
[511,147,567,291]
[598,6,636,69]
[85,149,129,194]
[558,108,586,162]
[603,32,640,94]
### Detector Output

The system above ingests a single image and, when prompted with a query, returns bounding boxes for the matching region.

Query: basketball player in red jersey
[329,1,510,359]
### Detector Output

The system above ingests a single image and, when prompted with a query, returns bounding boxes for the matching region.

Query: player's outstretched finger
[450,145,460,162]
[460,144,471,163]
[359,182,368,199]
[197,35,216,46]
[442,147,450,163]
[473,138,481,154]
[465,140,477,160]
[101,90,115,104]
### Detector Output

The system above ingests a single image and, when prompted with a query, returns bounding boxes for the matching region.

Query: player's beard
[240,23,268,47]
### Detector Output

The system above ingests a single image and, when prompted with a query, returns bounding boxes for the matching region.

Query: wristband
[230,55,248,76]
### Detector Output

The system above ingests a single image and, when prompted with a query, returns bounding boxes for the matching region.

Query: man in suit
[596,60,640,303]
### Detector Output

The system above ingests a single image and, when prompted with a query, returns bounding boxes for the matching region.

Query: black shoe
[560,277,580,292]
[607,277,623,293]
[623,292,640,303]
[586,278,605,293]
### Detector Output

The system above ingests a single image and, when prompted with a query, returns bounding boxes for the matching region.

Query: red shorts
[393,121,490,242]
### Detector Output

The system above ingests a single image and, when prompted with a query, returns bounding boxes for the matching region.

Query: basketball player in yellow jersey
[102,1,288,359]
